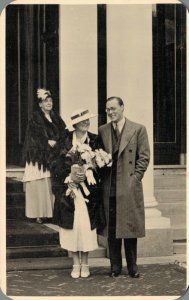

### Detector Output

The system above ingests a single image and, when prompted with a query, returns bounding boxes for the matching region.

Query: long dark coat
[98,118,150,238]
[22,109,66,171]
[51,131,106,233]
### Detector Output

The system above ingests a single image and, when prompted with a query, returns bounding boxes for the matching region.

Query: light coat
[98,118,150,238]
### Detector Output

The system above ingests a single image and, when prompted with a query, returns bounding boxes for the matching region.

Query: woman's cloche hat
[66,108,97,128]
[37,88,51,101]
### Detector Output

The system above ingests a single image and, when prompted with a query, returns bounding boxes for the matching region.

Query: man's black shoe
[109,271,121,277]
[128,272,140,278]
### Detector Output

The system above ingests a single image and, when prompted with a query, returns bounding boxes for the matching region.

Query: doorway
[6,4,59,166]
[153,4,186,165]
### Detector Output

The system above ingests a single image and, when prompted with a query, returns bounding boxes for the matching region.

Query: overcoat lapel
[118,118,136,157]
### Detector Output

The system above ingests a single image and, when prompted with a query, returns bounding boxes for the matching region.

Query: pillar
[106,5,172,257]
[59,5,98,133]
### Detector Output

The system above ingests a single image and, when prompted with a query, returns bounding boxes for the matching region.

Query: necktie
[114,123,120,140]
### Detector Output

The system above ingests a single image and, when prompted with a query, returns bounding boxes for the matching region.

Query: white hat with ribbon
[66,108,97,129]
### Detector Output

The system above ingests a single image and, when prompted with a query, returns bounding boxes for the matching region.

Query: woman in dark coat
[51,108,105,279]
[22,88,66,224]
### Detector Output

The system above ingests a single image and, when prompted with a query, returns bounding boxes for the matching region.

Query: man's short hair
[106,96,124,107]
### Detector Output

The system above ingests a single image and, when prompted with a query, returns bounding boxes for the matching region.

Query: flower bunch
[95,149,112,168]
[64,144,112,198]
[67,143,112,172]
[66,143,95,169]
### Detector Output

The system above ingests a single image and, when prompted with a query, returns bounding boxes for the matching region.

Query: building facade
[6,3,186,167]
[6,3,187,257]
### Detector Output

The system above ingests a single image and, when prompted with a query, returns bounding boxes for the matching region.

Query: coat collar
[103,118,136,157]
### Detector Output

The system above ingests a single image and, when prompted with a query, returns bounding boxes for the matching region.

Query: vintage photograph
[3,0,187,297]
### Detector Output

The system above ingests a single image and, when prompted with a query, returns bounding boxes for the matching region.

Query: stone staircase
[154,166,186,255]
[6,177,106,260]
[6,165,186,262]
[6,178,67,259]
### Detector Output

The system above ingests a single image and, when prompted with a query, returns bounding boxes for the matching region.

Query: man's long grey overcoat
[98,118,150,238]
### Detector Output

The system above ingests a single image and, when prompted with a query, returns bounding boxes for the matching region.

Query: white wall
[59,5,98,133]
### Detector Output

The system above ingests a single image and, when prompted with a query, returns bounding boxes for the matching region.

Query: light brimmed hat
[66,108,97,128]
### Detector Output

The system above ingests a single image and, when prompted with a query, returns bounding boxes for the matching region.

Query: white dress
[59,132,98,252]
[22,162,54,218]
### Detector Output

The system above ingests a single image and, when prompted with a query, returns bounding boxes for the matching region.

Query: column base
[138,227,173,257]
[137,200,173,257]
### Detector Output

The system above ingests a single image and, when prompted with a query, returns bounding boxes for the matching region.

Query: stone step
[89,246,107,258]
[7,220,59,247]
[173,227,186,241]
[7,192,25,207]
[156,212,186,228]
[7,245,107,259]
[169,215,186,227]
[155,189,186,202]
[7,206,26,220]
[6,178,23,193]
[155,197,185,204]
[173,242,186,255]
[7,231,59,247]
[154,167,186,176]
[7,245,68,259]
[6,168,24,181]
[154,175,186,189]
[7,257,73,271]
[158,202,186,216]
[6,254,186,272]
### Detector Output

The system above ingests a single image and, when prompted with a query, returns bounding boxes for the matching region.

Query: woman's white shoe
[71,265,81,278]
[81,264,90,278]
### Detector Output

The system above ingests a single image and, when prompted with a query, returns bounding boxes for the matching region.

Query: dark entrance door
[153,4,186,165]
[6,4,59,166]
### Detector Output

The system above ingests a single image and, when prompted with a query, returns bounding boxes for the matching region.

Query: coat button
[130,173,133,176]
[129,149,132,152]
[129,161,132,164]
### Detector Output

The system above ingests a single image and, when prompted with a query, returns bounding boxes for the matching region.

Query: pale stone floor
[6,261,187,297]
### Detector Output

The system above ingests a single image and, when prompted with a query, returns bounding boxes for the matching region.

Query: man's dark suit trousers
[108,196,138,274]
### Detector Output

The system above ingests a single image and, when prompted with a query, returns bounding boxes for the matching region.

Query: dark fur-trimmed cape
[22,109,67,171]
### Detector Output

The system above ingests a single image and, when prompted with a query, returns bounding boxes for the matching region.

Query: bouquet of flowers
[64,143,112,199]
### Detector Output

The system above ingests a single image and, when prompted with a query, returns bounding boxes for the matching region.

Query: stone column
[106,5,172,256]
[59,5,98,133]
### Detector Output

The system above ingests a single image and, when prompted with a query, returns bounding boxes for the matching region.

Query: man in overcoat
[98,96,150,278]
